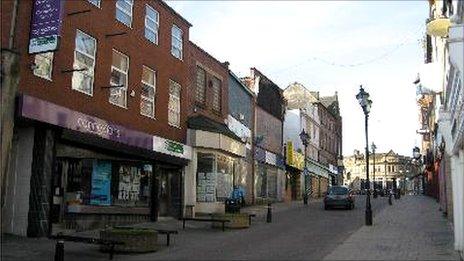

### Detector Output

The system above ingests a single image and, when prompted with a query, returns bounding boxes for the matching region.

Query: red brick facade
[4,0,191,143]
[187,41,229,123]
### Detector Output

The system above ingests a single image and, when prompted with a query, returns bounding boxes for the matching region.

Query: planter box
[211,213,250,229]
[100,228,158,253]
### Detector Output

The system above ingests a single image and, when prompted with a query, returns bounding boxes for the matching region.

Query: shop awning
[187,115,243,142]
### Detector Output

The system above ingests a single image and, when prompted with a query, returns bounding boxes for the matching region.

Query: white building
[423,0,464,256]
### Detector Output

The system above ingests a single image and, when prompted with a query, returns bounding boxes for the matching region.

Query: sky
[166,1,429,157]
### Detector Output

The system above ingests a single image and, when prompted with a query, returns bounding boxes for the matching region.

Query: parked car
[324,186,355,210]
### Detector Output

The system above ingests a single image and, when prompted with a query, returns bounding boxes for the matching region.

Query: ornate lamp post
[371,142,377,198]
[356,85,373,226]
[300,129,310,205]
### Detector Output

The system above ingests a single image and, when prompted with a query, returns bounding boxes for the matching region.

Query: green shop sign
[164,140,184,154]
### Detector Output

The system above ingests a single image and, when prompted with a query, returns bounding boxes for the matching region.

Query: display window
[56,158,152,209]
[196,152,236,203]
[255,163,278,199]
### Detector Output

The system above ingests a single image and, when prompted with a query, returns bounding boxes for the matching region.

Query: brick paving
[323,195,461,260]
[1,196,459,260]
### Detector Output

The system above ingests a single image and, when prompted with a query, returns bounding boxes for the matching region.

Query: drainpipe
[8,0,19,49]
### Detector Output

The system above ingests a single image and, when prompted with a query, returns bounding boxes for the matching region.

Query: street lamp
[371,142,377,198]
[356,85,373,226]
[300,129,310,205]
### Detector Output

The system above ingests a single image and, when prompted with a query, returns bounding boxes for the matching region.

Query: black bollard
[266,203,272,223]
[303,193,308,205]
[54,240,64,261]
[388,193,392,205]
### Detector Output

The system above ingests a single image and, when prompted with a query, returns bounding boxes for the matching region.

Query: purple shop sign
[20,95,153,151]
[29,0,64,54]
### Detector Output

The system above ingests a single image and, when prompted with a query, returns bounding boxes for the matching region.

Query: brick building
[1,0,194,237]
[243,68,286,203]
[184,42,247,214]
[318,93,343,186]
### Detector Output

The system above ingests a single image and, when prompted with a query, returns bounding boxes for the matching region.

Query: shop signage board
[90,160,111,206]
[227,115,251,142]
[153,136,192,160]
[29,0,63,54]
[20,95,153,151]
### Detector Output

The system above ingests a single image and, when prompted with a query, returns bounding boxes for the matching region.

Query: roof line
[159,0,192,27]
[251,67,282,93]
[229,70,255,97]
[189,41,228,69]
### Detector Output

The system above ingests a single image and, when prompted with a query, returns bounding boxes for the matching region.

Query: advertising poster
[90,160,112,206]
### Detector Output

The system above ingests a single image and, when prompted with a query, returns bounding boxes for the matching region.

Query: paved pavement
[1,195,459,260]
[323,195,460,260]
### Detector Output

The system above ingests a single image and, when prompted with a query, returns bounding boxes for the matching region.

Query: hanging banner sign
[29,0,64,54]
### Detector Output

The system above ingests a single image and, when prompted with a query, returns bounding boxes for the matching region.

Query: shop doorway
[158,167,182,218]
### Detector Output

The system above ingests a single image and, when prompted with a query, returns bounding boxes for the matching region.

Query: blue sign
[90,160,112,206]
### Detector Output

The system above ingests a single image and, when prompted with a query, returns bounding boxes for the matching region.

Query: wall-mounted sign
[227,115,251,143]
[29,0,63,54]
[20,95,153,150]
[153,136,192,160]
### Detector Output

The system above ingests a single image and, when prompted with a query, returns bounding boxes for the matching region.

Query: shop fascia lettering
[153,136,192,160]
[77,117,121,138]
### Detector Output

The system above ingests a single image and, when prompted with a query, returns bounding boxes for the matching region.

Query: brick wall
[11,0,191,143]
[187,41,229,123]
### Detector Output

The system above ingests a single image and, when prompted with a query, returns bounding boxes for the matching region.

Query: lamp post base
[365,208,373,226]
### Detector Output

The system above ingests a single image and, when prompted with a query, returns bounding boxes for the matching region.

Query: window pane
[145,29,157,44]
[88,0,100,7]
[75,31,95,57]
[168,81,181,126]
[196,67,205,102]
[142,67,155,86]
[116,9,131,27]
[212,77,221,111]
[112,51,128,71]
[171,26,183,59]
[33,52,53,80]
[146,18,156,29]
[146,6,158,20]
[72,71,93,94]
[142,84,154,98]
[75,52,94,68]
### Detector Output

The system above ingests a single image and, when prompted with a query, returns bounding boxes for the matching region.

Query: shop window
[216,155,233,201]
[196,153,235,202]
[113,163,152,207]
[116,0,133,27]
[59,158,152,208]
[140,66,156,118]
[196,153,215,202]
[168,80,181,127]
[72,30,96,95]
[109,49,129,108]
[33,52,54,80]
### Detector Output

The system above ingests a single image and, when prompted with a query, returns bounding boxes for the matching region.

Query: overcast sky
[167,1,428,157]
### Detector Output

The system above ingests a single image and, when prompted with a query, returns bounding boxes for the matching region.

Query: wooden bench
[154,229,178,246]
[180,217,230,231]
[50,234,123,261]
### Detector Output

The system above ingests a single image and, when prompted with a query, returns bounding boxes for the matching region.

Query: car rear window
[328,187,348,195]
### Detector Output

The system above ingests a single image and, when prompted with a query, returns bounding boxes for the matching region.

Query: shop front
[255,147,286,203]
[7,95,191,236]
[307,159,330,198]
[185,128,246,214]
[284,141,305,201]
